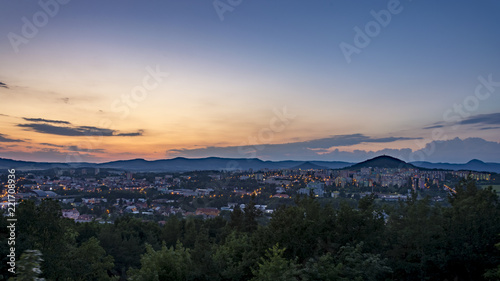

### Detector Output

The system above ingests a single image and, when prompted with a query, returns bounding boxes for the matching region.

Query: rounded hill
[347,155,417,170]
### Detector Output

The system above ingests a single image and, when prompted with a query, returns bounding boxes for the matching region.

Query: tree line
[1,177,500,280]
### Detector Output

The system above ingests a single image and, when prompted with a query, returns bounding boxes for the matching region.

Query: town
[1,157,497,224]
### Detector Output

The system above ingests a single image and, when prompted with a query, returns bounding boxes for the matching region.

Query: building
[62,209,80,220]
[195,208,220,218]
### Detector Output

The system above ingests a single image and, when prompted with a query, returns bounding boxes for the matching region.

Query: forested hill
[346,155,417,170]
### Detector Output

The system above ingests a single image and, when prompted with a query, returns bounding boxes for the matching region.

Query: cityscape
[1,155,498,224]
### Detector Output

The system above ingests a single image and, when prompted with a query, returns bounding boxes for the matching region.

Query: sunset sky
[1,0,500,163]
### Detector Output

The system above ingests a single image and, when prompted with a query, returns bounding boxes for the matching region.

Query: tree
[385,196,447,280]
[484,241,500,280]
[213,231,258,281]
[251,244,299,281]
[443,178,500,280]
[65,237,117,281]
[9,250,45,281]
[128,242,192,281]
[301,242,391,281]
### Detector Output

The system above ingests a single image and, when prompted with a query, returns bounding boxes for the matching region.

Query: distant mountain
[346,155,417,170]
[0,158,84,170]
[0,156,498,173]
[0,157,348,172]
[411,159,500,174]
[290,161,329,170]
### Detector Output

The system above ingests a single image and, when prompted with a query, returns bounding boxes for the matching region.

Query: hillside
[346,155,417,170]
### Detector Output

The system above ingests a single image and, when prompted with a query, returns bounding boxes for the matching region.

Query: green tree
[301,243,391,281]
[213,231,258,281]
[251,244,299,281]
[385,196,447,280]
[443,178,500,280]
[66,237,117,281]
[485,241,500,280]
[9,250,45,281]
[128,241,192,281]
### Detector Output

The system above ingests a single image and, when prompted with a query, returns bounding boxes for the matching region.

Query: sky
[0,0,499,164]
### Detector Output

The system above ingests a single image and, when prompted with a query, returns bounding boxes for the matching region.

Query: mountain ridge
[0,156,498,173]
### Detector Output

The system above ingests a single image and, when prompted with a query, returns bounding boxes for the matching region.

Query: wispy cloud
[115,130,145,137]
[423,124,444,130]
[0,82,8,89]
[0,133,24,143]
[39,142,106,153]
[18,120,144,137]
[23,117,71,124]
[18,123,115,136]
[479,126,500,131]
[460,112,500,126]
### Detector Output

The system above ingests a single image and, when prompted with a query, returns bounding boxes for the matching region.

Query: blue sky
[0,0,499,163]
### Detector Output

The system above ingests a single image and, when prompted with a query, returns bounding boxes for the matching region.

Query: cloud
[18,120,144,137]
[167,134,422,161]
[166,134,500,163]
[411,137,500,163]
[423,124,444,130]
[0,134,24,143]
[0,82,8,89]
[23,117,71,124]
[290,134,421,149]
[460,112,500,126]
[115,130,144,137]
[479,126,500,130]
[18,123,115,136]
[67,145,106,153]
[39,143,106,153]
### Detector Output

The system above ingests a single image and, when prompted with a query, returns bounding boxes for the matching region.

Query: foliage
[251,244,299,281]
[127,242,192,281]
[1,178,499,281]
[9,250,45,281]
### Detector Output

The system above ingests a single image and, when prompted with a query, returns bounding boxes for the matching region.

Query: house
[62,208,80,220]
[75,214,94,223]
[195,208,220,218]
[124,205,138,213]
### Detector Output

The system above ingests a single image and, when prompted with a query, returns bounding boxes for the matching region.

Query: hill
[0,156,498,173]
[346,155,417,170]
[290,161,329,170]
[411,159,500,174]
